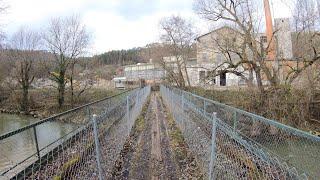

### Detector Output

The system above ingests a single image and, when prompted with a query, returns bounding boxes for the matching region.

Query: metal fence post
[137,90,140,112]
[87,106,91,122]
[181,93,185,131]
[92,114,103,180]
[127,95,130,134]
[209,112,217,180]
[204,99,207,115]
[33,126,41,160]
[233,111,237,133]
[171,90,174,109]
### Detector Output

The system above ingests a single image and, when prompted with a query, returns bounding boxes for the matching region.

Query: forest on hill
[94,48,144,65]
[93,43,194,66]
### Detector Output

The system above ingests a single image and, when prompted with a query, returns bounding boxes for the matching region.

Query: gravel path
[111,92,203,179]
[27,92,203,180]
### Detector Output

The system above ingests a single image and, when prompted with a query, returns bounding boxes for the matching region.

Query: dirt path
[150,94,165,180]
[111,92,203,180]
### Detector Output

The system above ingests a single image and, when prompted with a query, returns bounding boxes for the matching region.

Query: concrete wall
[195,27,247,87]
[196,27,241,65]
[124,63,165,81]
[275,18,293,59]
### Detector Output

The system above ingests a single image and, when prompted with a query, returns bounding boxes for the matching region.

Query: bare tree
[69,58,93,106]
[159,15,197,88]
[9,27,41,112]
[0,0,8,86]
[43,15,90,108]
[0,0,8,48]
[285,0,320,85]
[194,0,320,93]
[294,0,317,32]
[197,26,256,87]
[194,0,272,92]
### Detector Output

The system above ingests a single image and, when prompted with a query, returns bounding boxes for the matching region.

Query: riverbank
[186,86,320,132]
[0,113,37,135]
[0,112,77,176]
[0,88,120,120]
[0,109,43,118]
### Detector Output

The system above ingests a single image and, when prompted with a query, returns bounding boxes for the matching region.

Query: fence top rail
[0,88,137,141]
[163,85,320,142]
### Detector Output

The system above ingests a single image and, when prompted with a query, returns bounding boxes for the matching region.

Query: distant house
[112,77,127,89]
[196,26,241,65]
[195,26,248,87]
[193,18,308,87]
[124,60,165,83]
[161,56,199,86]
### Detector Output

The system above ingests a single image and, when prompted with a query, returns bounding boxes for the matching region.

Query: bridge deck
[1,85,319,179]
[111,92,203,179]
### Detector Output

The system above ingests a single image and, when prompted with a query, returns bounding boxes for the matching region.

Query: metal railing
[0,86,151,179]
[160,85,320,179]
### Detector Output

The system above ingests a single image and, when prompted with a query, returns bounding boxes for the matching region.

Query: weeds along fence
[0,86,150,179]
[160,85,320,179]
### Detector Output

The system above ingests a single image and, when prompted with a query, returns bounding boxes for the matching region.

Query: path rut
[111,92,203,180]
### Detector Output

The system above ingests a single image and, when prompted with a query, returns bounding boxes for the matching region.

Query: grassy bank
[186,86,320,132]
[0,88,121,118]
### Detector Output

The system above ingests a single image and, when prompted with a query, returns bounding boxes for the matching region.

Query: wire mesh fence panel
[35,109,84,157]
[0,128,37,178]
[161,86,212,179]
[93,86,150,179]
[26,122,98,179]
[0,87,150,180]
[160,85,319,180]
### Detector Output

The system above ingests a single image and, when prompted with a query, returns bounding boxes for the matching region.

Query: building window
[216,53,222,64]
[199,71,206,83]
[239,77,246,86]
[207,71,216,84]
[203,42,209,49]
[203,53,208,62]
[260,36,267,43]
[220,72,227,86]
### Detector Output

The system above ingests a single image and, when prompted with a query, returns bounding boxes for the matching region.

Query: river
[0,113,77,176]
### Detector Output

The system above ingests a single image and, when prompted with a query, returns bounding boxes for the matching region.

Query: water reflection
[0,113,77,175]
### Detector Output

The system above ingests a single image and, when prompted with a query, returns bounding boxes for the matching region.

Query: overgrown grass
[186,86,319,131]
[162,97,204,179]
[133,97,150,133]
[53,155,81,179]
[0,88,121,117]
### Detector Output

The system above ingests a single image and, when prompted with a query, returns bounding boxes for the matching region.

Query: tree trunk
[58,71,66,108]
[70,63,75,108]
[58,82,65,108]
[21,85,29,112]
[248,68,254,87]
[20,61,30,113]
[177,65,185,88]
[255,70,265,94]
[183,62,191,87]
[70,76,74,108]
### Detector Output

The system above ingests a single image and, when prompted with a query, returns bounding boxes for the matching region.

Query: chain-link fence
[0,86,150,179]
[160,85,320,179]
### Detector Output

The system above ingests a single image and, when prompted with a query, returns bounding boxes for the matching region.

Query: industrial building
[123,61,165,83]
[194,17,298,87]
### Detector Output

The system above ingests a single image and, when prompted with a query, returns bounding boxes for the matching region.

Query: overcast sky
[3,0,292,55]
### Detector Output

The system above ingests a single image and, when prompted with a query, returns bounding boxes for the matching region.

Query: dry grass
[187,86,320,131]
[0,88,120,117]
